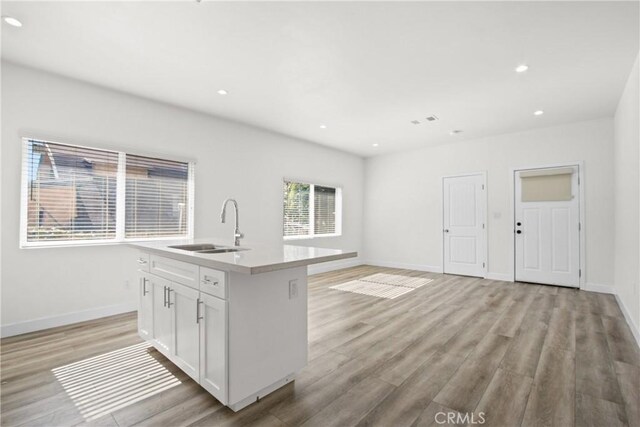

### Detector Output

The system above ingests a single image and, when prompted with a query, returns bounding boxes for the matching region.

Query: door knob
[517,222,522,226]
[443,229,449,233]
[516,230,522,234]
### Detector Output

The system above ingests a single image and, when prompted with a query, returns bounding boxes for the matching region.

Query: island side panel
[227,266,308,406]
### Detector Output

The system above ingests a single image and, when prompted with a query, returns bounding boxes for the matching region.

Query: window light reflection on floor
[52,342,181,421]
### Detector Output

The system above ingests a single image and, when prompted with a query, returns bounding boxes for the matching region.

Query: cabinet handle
[142,278,149,296]
[137,258,148,265]
[196,298,203,323]
[202,277,219,286]
[167,288,174,308]
[163,286,167,307]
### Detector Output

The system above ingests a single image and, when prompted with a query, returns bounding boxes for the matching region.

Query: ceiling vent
[410,120,421,125]
[425,115,439,122]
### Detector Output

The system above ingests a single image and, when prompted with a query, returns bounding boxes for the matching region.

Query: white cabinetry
[135,250,307,412]
[199,292,228,403]
[151,274,173,356]
[137,273,153,340]
[136,254,228,404]
[170,281,201,382]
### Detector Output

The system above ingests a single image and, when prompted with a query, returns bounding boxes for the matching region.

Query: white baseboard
[614,293,640,348]
[486,272,513,282]
[582,282,616,294]
[1,301,137,338]
[365,260,443,274]
[307,257,363,275]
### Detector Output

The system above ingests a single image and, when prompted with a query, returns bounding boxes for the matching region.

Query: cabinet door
[151,275,172,356]
[199,293,228,404]
[170,282,200,381]
[138,272,153,340]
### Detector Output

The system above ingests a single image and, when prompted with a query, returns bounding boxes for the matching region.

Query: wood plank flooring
[1,265,639,427]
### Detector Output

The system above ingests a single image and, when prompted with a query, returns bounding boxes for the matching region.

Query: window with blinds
[283,182,310,237]
[283,180,341,239]
[125,155,190,238]
[20,138,194,247]
[314,185,336,235]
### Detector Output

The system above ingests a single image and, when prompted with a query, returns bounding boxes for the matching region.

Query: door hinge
[482,262,486,268]
[579,269,582,278]
[578,222,581,231]
[482,184,485,190]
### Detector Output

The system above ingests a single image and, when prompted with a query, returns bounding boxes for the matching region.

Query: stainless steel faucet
[220,198,244,246]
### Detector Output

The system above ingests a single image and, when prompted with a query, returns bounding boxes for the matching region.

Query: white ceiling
[2,1,638,157]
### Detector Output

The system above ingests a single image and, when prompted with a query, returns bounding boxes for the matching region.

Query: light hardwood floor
[1,266,639,427]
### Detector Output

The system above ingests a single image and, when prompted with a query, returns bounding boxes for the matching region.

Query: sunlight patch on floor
[52,342,181,421]
[329,273,434,299]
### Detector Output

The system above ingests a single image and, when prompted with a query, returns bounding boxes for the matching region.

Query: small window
[283,180,342,239]
[21,138,194,247]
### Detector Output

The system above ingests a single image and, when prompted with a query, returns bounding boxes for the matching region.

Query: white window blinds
[125,155,190,238]
[283,180,341,238]
[24,139,119,243]
[314,185,336,235]
[21,138,194,247]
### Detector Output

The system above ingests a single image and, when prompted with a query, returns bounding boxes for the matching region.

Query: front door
[515,166,580,287]
[443,174,486,277]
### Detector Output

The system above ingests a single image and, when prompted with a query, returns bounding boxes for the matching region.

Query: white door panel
[522,208,541,270]
[551,207,571,273]
[515,166,580,287]
[443,174,486,277]
[449,236,477,264]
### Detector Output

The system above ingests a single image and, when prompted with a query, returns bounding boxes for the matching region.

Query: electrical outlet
[289,279,298,299]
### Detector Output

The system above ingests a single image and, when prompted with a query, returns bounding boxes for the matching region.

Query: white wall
[0,62,364,335]
[363,118,615,287]
[613,53,639,337]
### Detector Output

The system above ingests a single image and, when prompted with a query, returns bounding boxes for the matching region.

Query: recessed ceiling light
[534,110,544,116]
[2,16,22,27]
[450,130,463,135]
[319,124,327,129]
[372,143,379,147]
[217,89,228,95]
[515,64,529,73]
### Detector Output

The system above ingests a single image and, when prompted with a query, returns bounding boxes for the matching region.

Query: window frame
[282,178,342,241]
[19,137,195,248]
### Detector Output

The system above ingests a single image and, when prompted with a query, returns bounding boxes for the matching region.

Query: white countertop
[129,238,357,275]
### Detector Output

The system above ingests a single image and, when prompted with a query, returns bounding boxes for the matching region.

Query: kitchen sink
[169,243,249,254]
[197,248,249,254]
[169,243,219,251]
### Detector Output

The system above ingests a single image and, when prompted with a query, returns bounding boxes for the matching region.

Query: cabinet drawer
[136,252,150,272]
[149,255,199,289]
[199,266,227,299]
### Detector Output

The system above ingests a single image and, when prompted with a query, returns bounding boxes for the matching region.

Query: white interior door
[443,174,486,277]
[515,166,580,287]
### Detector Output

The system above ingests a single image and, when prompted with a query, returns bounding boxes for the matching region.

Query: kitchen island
[129,239,357,411]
